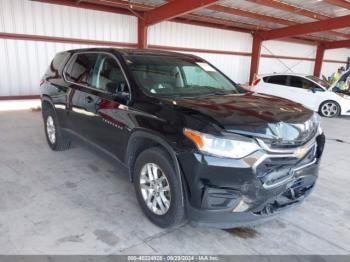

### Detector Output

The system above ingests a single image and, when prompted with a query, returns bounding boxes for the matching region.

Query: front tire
[43,106,70,151]
[319,101,340,118]
[133,147,185,228]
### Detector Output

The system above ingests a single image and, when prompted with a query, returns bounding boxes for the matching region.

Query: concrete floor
[0,110,349,255]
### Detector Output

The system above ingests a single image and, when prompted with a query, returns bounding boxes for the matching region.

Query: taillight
[252,78,261,86]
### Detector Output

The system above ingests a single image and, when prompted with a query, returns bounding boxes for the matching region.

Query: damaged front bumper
[178,133,325,228]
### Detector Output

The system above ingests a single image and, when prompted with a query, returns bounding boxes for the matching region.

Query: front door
[286,76,319,111]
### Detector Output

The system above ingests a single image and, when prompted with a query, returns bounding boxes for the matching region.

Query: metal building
[0,0,349,98]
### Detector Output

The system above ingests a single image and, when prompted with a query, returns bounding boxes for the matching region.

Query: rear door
[65,52,131,158]
[256,75,289,98]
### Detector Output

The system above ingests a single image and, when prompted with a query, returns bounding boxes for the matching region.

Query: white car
[252,71,350,117]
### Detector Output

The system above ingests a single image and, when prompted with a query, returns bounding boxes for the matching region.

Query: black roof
[65,47,200,59]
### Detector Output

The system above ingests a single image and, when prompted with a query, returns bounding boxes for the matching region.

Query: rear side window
[45,52,70,79]
[289,76,303,88]
[65,53,97,86]
[264,75,287,85]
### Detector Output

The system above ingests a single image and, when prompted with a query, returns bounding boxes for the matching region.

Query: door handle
[86,96,94,103]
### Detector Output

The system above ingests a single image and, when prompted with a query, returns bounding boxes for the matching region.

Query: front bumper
[337,98,350,115]
[178,133,325,228]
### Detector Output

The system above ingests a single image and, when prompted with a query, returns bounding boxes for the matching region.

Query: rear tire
[43,105,70,151]
[133,147,185,228]
[319,101,340,118]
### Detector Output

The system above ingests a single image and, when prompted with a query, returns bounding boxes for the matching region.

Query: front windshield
[124,54,244,97]
[306,75,330,89]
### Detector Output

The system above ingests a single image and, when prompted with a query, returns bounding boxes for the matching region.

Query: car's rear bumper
[178,133,325,228]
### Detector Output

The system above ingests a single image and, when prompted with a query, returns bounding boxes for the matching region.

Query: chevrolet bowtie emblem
[294,147,308,159]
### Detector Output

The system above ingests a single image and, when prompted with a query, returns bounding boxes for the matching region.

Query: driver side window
[289,76,323,91]
[91,54,128,94]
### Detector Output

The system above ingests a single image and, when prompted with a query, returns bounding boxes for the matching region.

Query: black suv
[41,48,325,228]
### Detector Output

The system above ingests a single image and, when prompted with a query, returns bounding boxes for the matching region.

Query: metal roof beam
[259,14,350,40]
[247,0,329,20]
[324,39,350,49]
[325,0,350,9]
[207,5,296,26]
[247,0,350,39]
[144,0,220,26]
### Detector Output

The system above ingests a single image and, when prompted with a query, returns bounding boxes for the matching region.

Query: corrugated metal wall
[0,0,137,42]
[148,21,252,84]
[148,21,348,82]
[0,0,137,96]
[0,40,96,96]
[0,0,349,96]
[259,40,316,75]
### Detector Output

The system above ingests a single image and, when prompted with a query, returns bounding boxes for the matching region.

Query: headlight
[312,112,320,126]
[311,112,322,134]
[183,128,260,159]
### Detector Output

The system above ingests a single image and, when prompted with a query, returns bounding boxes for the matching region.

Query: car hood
[167,92,317,145]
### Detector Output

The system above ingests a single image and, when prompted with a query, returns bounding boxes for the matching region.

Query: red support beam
[33,0,135,15]
[0,32,137,48]
[0,95,40,101]
[144,0,220,26]
[247,0,350,39]
[249,34,262,84]
[80,0,150,11]
[325,0,350,9]
[314,45,325,77]
[324,39,350,49]
[259,14,350,40]
[207,5,296,26]
[248,0,330,20]
[138,17,148,49]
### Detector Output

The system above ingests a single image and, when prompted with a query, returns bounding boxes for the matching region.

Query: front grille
[254,176,316,216]
[256,144,317,188]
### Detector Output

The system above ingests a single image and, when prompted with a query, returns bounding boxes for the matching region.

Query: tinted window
[265,75,287,85]
[289,76,318,90]
[289,76,303,88]
[306,75,329,89]
[45,52,69,79]
[91,54,127,93]
[65,53,97,86]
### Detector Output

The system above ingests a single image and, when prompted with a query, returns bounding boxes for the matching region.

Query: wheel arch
[125,131,180,181]
[41,95,55,112]
[125,130,187,208]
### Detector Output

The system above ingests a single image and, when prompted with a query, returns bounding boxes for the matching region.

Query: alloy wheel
[46,115,56,144]
[139,163,171,215]
[321,102,338,117]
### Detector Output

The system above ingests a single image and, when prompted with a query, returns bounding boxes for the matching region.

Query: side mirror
[106,81,129,103]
